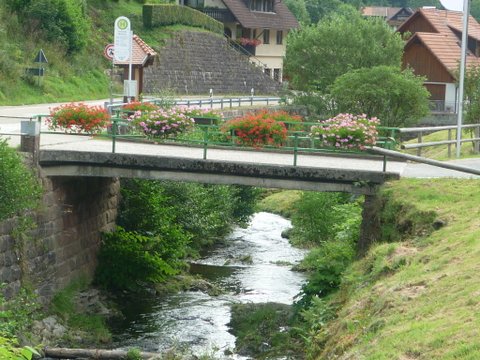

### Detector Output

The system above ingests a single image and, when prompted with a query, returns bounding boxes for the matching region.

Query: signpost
[114,16,135,101]
[103,44,114,61]
[113,17,131,62]
[27,49,48,86]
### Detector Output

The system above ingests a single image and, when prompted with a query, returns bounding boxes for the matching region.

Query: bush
[47,103,110,134]
[290,192,350,246]
[22,0,90,54]
[143,4,223,34]
[310,113,379,150]
[95,228,186,290]
[0,138,41,220]
[0,336,39,360]
[295,239,355,308]
[97,180,259,290]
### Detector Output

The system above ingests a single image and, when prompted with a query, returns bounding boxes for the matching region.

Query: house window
[253,29,257,39]
[276,30,283,45]
[250,0,274,12]
[273,68,281,82]
[263,29,270,44]
[185,0,204,8]
[265,68,272,77]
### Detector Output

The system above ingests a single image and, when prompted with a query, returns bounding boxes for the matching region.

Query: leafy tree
[0,138,41,220]
[463,64,480,125]
[95,228,183,290]
[5,0,31,14]
[284,9,404,92]
[284,0,310,24]
[330,66,430,127]
[291,192,350,246]
[8,0,90,53]
[472,0,480,21]
[304,0,352,24]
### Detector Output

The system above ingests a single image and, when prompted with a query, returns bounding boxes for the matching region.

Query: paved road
[1,101,479,179]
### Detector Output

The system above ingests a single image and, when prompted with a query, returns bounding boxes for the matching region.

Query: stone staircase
[143,31,282,95]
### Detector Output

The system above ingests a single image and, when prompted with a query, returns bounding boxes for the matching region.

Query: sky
[439,0,464,12]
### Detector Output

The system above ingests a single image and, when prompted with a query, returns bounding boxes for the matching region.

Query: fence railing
[428,100,457,113]
[399,123,480,157]
[20,113,398,171]
[105,96,282,113]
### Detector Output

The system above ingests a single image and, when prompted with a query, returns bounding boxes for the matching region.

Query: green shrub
[228,303,298,358]
[95,228,185,290]
[295,238,355,308]
[14,0,90,53]
[0,138,41,220]
[143,4,223,34]
[119,180,258,248]
[290,192,351,246]
[0,336,39,360]
[0,287,41,337]
[98,180,259,290]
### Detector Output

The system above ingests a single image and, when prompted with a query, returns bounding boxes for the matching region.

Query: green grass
[400,129,480,160]
[255,190,302,218]
[312,179,480,359]
[51,277,111,345]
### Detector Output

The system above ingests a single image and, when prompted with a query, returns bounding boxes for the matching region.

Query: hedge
[143,4,224,34]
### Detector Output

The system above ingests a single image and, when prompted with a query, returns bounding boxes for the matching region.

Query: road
[1,101,479,179]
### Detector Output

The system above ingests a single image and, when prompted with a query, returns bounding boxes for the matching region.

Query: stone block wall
[0,174,120,302]
[143,31,282,95]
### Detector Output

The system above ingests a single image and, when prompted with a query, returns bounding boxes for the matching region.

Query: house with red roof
[361,6,413,28]
[114,34,157,99]
[397,8,480,112]
[180,0,299,82]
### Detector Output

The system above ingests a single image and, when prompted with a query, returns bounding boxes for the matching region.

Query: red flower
[47,103,109,134]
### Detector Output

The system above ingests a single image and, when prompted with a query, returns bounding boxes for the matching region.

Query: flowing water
[110,212,307,358]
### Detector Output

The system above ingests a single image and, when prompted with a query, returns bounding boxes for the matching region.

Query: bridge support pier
[357,192,381,257]
[20,120,40,161]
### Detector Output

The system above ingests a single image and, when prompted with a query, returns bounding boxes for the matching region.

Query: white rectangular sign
[124,80,137,98]
[114,16,131,62]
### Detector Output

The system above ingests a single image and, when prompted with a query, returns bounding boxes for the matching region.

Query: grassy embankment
[246,178,480,359]
[316,178,480,359]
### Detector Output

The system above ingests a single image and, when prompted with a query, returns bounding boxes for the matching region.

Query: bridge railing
[21,113,399,171]
[105,114,399,170]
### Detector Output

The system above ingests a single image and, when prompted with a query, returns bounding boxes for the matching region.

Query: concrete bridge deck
[38,135,403,195]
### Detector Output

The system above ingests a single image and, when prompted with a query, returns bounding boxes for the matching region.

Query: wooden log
[43,347,160,359]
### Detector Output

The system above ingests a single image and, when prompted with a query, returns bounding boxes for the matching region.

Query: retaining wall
[143,31,282,95]
[0,172,120,302]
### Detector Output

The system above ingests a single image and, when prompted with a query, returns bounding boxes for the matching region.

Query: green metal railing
[35,112,400,172]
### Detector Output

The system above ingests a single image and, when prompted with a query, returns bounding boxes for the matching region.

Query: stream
[110,212,307,358]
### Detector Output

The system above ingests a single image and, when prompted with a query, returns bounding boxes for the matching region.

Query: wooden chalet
[114,34,157,99]
[180,0,299,82]
[397,8,480,112]
[361,6,413,28]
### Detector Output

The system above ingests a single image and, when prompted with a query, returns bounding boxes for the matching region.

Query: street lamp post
[456,0,471,158]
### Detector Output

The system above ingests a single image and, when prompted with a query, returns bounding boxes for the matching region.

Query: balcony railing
[202,8,236,23]
[429,100,457,113]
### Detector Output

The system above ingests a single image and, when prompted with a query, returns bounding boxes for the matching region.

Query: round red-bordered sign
[103,44,115,61]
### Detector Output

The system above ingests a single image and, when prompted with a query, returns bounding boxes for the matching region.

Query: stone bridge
[38,150,399,195]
